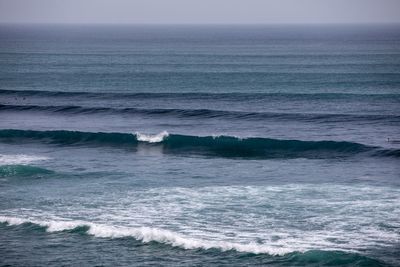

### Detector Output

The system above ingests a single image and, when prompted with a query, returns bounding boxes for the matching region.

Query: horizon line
[1,22,400,26]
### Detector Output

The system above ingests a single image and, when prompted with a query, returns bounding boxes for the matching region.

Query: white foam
[0,216,27,225]
[135,131,169,143]
[88,224,293,255]
[0,216,292,255]
[0,154,49,165]
[1,184,398,257]
[0,216,83,231]
[211,134,242,140]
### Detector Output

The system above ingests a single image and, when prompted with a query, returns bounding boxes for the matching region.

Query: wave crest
[135,131,169,143]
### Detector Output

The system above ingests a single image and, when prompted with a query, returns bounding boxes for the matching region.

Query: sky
[0,0,400,24]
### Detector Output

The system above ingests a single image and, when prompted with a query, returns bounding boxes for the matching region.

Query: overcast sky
[0,0,400,24]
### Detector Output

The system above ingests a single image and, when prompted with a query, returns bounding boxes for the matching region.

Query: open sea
[0,24,399,266]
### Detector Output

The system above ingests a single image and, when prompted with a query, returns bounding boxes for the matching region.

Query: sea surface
[0,24,399,266]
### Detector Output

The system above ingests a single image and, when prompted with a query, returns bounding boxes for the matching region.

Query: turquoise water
[0,25,399,266]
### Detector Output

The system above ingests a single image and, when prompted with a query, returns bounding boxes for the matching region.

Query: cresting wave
[0,129,398,159]
[0,216,301,255]
[1,104,398,123]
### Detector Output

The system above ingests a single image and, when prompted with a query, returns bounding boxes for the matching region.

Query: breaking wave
[0,129,398,159]
[136,131,169,143]
[0,216,308,255]
[0,216,389,267]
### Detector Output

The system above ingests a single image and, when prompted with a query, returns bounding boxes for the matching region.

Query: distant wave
[0,129,398,159]
[1,104,398,123]
[2,89,399,100]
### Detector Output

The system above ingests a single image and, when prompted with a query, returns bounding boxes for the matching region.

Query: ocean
[0,24,399,266]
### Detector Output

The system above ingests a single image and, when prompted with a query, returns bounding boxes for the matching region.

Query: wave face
[0,129,394,159]
[0,154,52,178]
[0,165,53,178]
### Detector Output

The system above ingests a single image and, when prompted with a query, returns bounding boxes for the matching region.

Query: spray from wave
[135,131,169,143]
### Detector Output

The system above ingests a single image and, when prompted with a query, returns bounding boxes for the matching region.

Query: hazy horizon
[1,22,400,25]
[1,0,400,24]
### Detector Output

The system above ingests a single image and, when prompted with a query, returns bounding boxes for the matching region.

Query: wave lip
[0,129,397,159]
[0,216,292,255]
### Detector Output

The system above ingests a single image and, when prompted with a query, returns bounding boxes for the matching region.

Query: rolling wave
[1,104,398,123]
[0,216,388,266]
[0,216,292,255]
[0,129,397,159]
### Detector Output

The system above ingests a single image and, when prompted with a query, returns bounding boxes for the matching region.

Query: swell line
[1,104,398,123]
[2,89,399,100]
[0,129,397,159]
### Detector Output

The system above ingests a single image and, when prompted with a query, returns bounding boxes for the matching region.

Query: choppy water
[0,24,399,266]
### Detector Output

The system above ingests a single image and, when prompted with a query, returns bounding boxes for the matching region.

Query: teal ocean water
[0,25,399,266]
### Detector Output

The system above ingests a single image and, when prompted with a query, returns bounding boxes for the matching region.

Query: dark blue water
[0,24,399,266]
